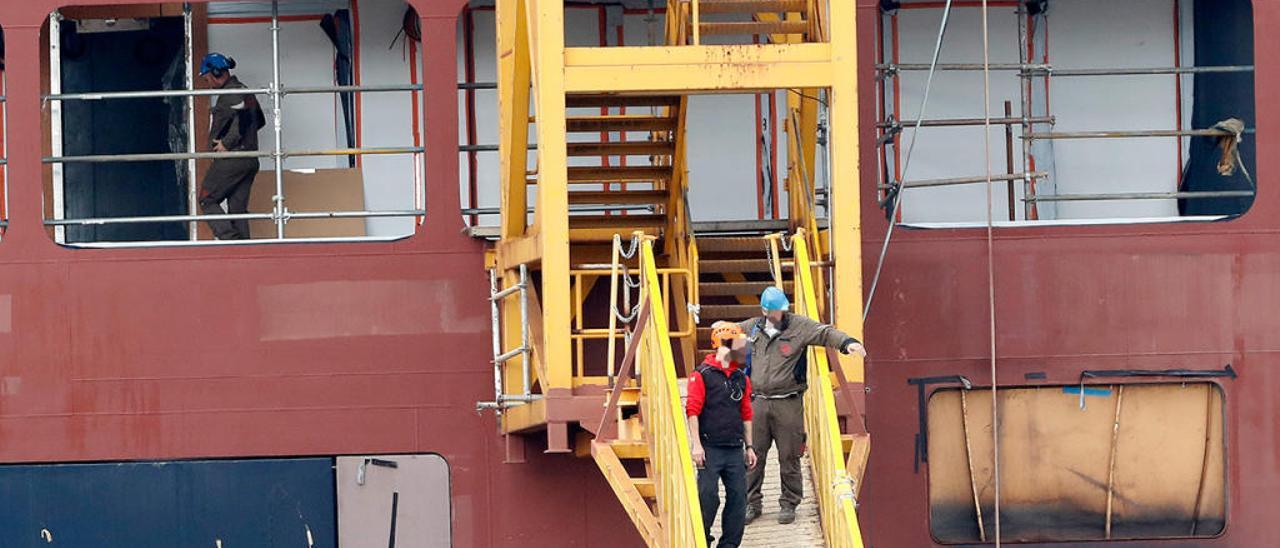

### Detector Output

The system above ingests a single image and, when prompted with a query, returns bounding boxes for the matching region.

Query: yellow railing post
[793,234,865,548]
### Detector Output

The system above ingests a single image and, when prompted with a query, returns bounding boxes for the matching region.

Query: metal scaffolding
[874,4,1257,219]
[43,2,428,244]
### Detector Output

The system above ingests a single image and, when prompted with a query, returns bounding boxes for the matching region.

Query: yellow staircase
[484,0,866,545]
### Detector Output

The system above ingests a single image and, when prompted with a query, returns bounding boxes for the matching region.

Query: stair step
[700,258,774,274]
[570,214,667,230]
[610,439,650,459]
[566,94,681,108]
[569,190,669,206]
[633,477,657,499]
[700,281,792,297]
[698,0,808,14]
[567,141,676,157]
[567,115,677,132]
[698,236,771,254]
[701,304,763,321]
[568,166,673,183]
[698,21,809,36]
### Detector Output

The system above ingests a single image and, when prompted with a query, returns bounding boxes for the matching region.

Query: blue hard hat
[760,286,790,312]
[199,52,235,76]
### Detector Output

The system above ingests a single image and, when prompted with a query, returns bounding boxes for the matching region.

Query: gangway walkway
[710,454,826,547]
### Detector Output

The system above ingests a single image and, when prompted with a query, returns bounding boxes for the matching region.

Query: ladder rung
[700,304,762,321]
[568,166,673,183]
[568,190,669,205]
[698,0,808,14]
[699,258,774,273]
[567,116,678,132]
[567,141,676,157]
[570,214,667,230]
[610,440,650,459]
[698,236,770,254]
[633,477,656,499]
[698,21,808,36]
[566,94,681,108]
[699,281,792,297]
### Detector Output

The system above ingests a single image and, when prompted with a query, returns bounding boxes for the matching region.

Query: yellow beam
[497,0,531,239]
[829,0,865,384]
[564,43,833,93]
[502,398,547,433]
[496,233,542,270]
[531,0,572,390]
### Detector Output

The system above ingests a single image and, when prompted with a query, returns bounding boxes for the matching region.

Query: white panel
[1048,0,1179,220]
[357,0,420,237]
[337,454,451,548]
[893,6,1024,224]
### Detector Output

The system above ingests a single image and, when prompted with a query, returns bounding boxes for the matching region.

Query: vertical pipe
[1104,385,1125,539]
[184,4,198,240]
[519,264,531,396]
[270,1,286,239]
[489,269,505,415]
[50,12,66,244]
[606,238,621,386]
[1003,101,1015,221]
[1016,7,1034,221]
[691,0,700,45]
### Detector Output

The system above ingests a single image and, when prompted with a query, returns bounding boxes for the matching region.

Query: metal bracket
[907,374,972,473]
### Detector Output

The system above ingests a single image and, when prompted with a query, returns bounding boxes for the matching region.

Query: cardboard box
[247,168,367,239]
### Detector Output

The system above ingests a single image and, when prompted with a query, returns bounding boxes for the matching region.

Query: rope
[864,0,956,321]
[979,1,1001,545]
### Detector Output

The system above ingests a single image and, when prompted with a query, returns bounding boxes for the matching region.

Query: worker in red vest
[687,323,758,548]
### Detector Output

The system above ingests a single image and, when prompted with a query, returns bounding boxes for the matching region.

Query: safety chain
[615,233,643,260]
[778,231,794,252]
[613,302,642,324]
[687,303,701,325]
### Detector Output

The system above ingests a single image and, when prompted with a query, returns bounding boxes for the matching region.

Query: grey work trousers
[200,157,259,240]
[746,394,805,511]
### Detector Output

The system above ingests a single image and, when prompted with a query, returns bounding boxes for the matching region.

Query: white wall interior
[459,5,796,227]
[888,0,1190,224]
[209,0,422,238]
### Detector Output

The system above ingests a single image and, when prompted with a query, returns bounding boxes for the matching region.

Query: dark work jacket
[209,76,264,152]
[691,359,751,447]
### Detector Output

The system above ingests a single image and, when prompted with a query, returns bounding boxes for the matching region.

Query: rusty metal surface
[853,0,1280,546]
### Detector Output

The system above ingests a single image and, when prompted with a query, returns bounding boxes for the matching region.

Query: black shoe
[745,505,762,525]
[778,506,796,524]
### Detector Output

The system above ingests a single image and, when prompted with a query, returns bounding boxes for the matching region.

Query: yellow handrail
[792,232,865,547]
[638,238,706,548]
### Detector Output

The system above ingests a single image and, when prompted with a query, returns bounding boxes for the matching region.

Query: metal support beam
[532,0,572,391]
[1025,191,1254,202]
[829,0,865,389]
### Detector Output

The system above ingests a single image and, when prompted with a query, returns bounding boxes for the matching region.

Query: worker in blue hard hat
[198,52,265,239]
[718,285,866,526]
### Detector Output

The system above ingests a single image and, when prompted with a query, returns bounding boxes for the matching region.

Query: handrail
[637,238,707,548]
[792,232,865,547]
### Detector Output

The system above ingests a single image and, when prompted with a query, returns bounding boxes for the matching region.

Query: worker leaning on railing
[718,286,867,526]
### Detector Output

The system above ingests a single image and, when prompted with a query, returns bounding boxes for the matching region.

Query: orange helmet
[711,322,744,350]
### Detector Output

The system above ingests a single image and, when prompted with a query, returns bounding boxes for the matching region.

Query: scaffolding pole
[45,209,426,227]
[877,115,1054,129]
[876,64,1253,76]
[50,11,65,243]
[184,3,198,240]
[45,147,423,164]
[1025,191,1254,202]
[1017,5,1034,219]
[881,172,1047,190]
[1026,128,1253,140]
[270,0,286,239]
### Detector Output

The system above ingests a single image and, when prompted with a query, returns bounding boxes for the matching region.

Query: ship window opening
[877,0,1256,228]
[41,1,427,247]
[927,383,1226,544]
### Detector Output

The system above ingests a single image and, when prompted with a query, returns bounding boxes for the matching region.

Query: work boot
[745,505,762,525]
[778,506,797,524]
